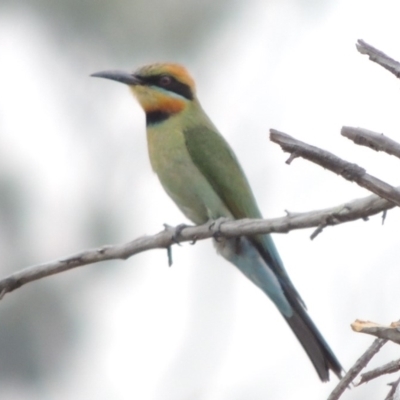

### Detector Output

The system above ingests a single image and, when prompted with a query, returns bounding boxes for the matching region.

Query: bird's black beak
[91,70,142,86]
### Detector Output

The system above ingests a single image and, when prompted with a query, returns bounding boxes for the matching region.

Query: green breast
[146,114,232,225]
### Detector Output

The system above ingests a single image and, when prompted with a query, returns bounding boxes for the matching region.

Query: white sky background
[1,0,400,399]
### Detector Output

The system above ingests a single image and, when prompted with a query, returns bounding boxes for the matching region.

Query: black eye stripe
[136,75,194,100]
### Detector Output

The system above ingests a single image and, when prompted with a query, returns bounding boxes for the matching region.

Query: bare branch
[387,378,400,400]
[0,186,396,300]
[327,338,387,400]
[270,129,400,207]
[356,39,400,78]
[356,359,400,386]
[341,126,400,159]
[351,320,400,344]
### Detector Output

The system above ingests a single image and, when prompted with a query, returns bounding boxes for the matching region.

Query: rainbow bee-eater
[92,63,342,381]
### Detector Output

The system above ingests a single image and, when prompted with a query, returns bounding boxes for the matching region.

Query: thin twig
[270,129,400,207]
[327,338,387,400]
[356,359,400,386]
[385,378,400,400]
[356,39,400,78]
[341,126,400,160]
[351,320,400,344]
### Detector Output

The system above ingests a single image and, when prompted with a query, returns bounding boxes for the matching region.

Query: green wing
[183,125,262,220]
[183,124,305,306]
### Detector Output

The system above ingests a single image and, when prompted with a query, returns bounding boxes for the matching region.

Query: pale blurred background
[1,0,400,399]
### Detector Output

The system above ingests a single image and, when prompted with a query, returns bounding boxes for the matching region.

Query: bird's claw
[163,223,191,245]
[208,217,230,242]
[310,204,352,240]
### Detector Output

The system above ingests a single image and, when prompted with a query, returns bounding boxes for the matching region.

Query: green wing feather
[183,124,305,307]
[183,125,262,220]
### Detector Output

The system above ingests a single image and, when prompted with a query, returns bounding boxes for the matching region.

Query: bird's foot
[164,223,193,267]
[163,223,191,245]
[310,204,352,240]
[208,217,230,242]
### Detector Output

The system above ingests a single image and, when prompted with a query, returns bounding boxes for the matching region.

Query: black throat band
[146,110,171,125]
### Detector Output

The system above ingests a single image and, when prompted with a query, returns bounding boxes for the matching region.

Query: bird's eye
[159,76,172,86]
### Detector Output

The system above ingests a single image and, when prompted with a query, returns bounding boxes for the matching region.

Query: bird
[91,63,342,381]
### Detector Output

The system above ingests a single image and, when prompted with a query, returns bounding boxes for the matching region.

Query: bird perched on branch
[92,63,342,381]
